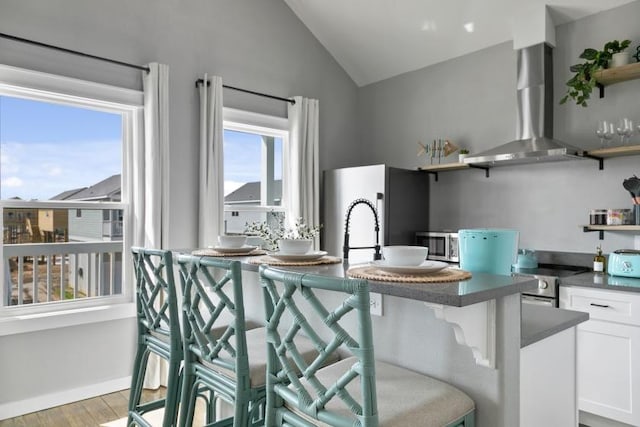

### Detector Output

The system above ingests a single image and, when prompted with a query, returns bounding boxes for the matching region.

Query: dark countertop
[190,253,538,307]
[560,272,640,293]
[521,304,589,348]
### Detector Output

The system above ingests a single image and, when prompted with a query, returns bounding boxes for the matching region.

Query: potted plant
[245,216,321,253]
[560,39,631,107]
[458,149,470,163]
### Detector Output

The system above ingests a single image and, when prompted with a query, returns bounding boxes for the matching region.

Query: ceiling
[284,0,636,87]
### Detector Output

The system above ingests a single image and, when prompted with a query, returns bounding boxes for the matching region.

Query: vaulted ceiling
[284,0,636,86]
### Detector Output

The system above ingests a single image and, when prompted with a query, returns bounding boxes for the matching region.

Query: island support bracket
[423,300,496,369]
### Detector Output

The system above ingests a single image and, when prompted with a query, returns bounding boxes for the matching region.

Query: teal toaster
[608,250,640,278]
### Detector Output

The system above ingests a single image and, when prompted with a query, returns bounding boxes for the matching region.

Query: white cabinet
[560,286,640,426]
[520,328,578,427]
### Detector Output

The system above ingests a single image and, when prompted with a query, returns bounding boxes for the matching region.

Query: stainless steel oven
[415,231,459,262]
[514,265,589,307]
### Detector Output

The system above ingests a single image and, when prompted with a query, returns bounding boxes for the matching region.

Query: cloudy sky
[1,95,282,201]
[0,96,121,200]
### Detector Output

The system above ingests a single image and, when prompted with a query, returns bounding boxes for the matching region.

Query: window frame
[222,107,288,215]
[0,64,142,331]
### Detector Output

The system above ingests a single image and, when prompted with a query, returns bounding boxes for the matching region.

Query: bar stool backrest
[129,247,182,427]
[131,246,180,346]
[259,265,378,427]
[177,255,251,389]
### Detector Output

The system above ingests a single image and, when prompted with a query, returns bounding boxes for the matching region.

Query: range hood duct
[464,43,585,166]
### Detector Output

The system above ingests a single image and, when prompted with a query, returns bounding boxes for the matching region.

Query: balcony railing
[3,241,123,306]
[102,220,123,238]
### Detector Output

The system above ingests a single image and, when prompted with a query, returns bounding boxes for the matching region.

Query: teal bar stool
[259,266,476,427]
[129,247,182,427]
[176,255,266,427]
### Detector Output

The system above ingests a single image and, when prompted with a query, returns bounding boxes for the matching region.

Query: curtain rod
[0,32,150,73]
[196,78,295,105]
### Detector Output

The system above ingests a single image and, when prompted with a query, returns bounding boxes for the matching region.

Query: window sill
[0,302,136,336]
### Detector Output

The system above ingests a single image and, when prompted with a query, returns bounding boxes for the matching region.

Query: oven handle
[522,295,555,306]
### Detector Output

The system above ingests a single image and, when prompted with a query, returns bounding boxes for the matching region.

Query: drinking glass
[617,118,633,145]
[624,119,634,144]
[596,121,608,146]
[603,121,615,146]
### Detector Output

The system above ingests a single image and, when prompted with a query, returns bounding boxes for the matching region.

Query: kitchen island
[240,258,538,306]
[184,251,588,427]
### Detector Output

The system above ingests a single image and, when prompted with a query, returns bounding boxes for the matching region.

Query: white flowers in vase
[244,216,321,252]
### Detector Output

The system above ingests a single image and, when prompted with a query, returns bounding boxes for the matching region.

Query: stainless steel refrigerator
[322,164,430,264]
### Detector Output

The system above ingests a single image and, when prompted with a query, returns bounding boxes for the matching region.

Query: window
[0,64,142,318]
[223,108,288,234]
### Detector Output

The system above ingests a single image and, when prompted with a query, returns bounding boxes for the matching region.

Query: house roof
[49,187,87,200]
[56,174,121,201]
[225,180,282,204]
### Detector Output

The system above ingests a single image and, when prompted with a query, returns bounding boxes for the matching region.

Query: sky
[0,96,122,200]
[224,129,283,196]
[0,95,282,201]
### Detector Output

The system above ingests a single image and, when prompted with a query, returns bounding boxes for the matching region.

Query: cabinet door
[576,319,640,425]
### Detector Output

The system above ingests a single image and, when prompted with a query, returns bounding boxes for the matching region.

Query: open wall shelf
[418,163,490,181]
[583,144,640,170]
[586,144,640,159]
[583,225,640,240]
[594,62,640,98]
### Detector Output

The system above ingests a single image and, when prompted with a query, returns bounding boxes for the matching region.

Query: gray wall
[0,0,361,250]
[358,1,640,254]
[0,0,360,413]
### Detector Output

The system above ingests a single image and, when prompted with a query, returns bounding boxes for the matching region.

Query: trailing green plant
[560,39,631,107]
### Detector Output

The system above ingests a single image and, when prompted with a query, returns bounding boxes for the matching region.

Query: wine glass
[616,118,633,145]
[624,119,634,144]
[596,121,608,147]
[603,121,615,146]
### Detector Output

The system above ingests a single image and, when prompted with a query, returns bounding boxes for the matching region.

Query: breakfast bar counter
[177,250,579,427]
[232,256,538,307]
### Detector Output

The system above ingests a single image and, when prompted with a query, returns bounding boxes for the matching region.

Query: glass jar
[590,209,607,225]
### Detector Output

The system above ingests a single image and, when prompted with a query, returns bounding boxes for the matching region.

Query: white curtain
[284,96,320,247]
[198,74,224,247]
[129,62,170,388]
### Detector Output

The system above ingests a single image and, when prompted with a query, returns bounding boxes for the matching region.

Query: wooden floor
[0,388,167,427]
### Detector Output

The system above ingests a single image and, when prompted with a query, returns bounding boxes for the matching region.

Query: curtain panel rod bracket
[195,78,295,105]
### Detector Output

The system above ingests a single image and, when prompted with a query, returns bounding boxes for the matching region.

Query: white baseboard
[0,376,132,420]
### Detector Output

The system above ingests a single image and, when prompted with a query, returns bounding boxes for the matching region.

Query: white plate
[371,260,449,275]
[268,251,328,261]
[210,245,258,254]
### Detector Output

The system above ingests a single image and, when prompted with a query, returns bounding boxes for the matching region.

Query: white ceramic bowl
[382,245,428,266]
[277,239,313,254]
[218,235,247,248]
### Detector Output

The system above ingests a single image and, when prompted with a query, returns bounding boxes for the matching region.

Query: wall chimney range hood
[463,43,586,167]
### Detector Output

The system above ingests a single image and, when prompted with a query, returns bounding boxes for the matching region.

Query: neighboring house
[2,197,38,244]
[50,174,123,296]
[51,174,122,242]
[224,179,282,234]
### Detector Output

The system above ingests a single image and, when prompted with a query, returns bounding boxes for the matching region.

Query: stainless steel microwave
[415,231,459,262]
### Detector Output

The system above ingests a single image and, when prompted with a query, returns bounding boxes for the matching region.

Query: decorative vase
[458,154,468,163]
[611,52,630,68]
